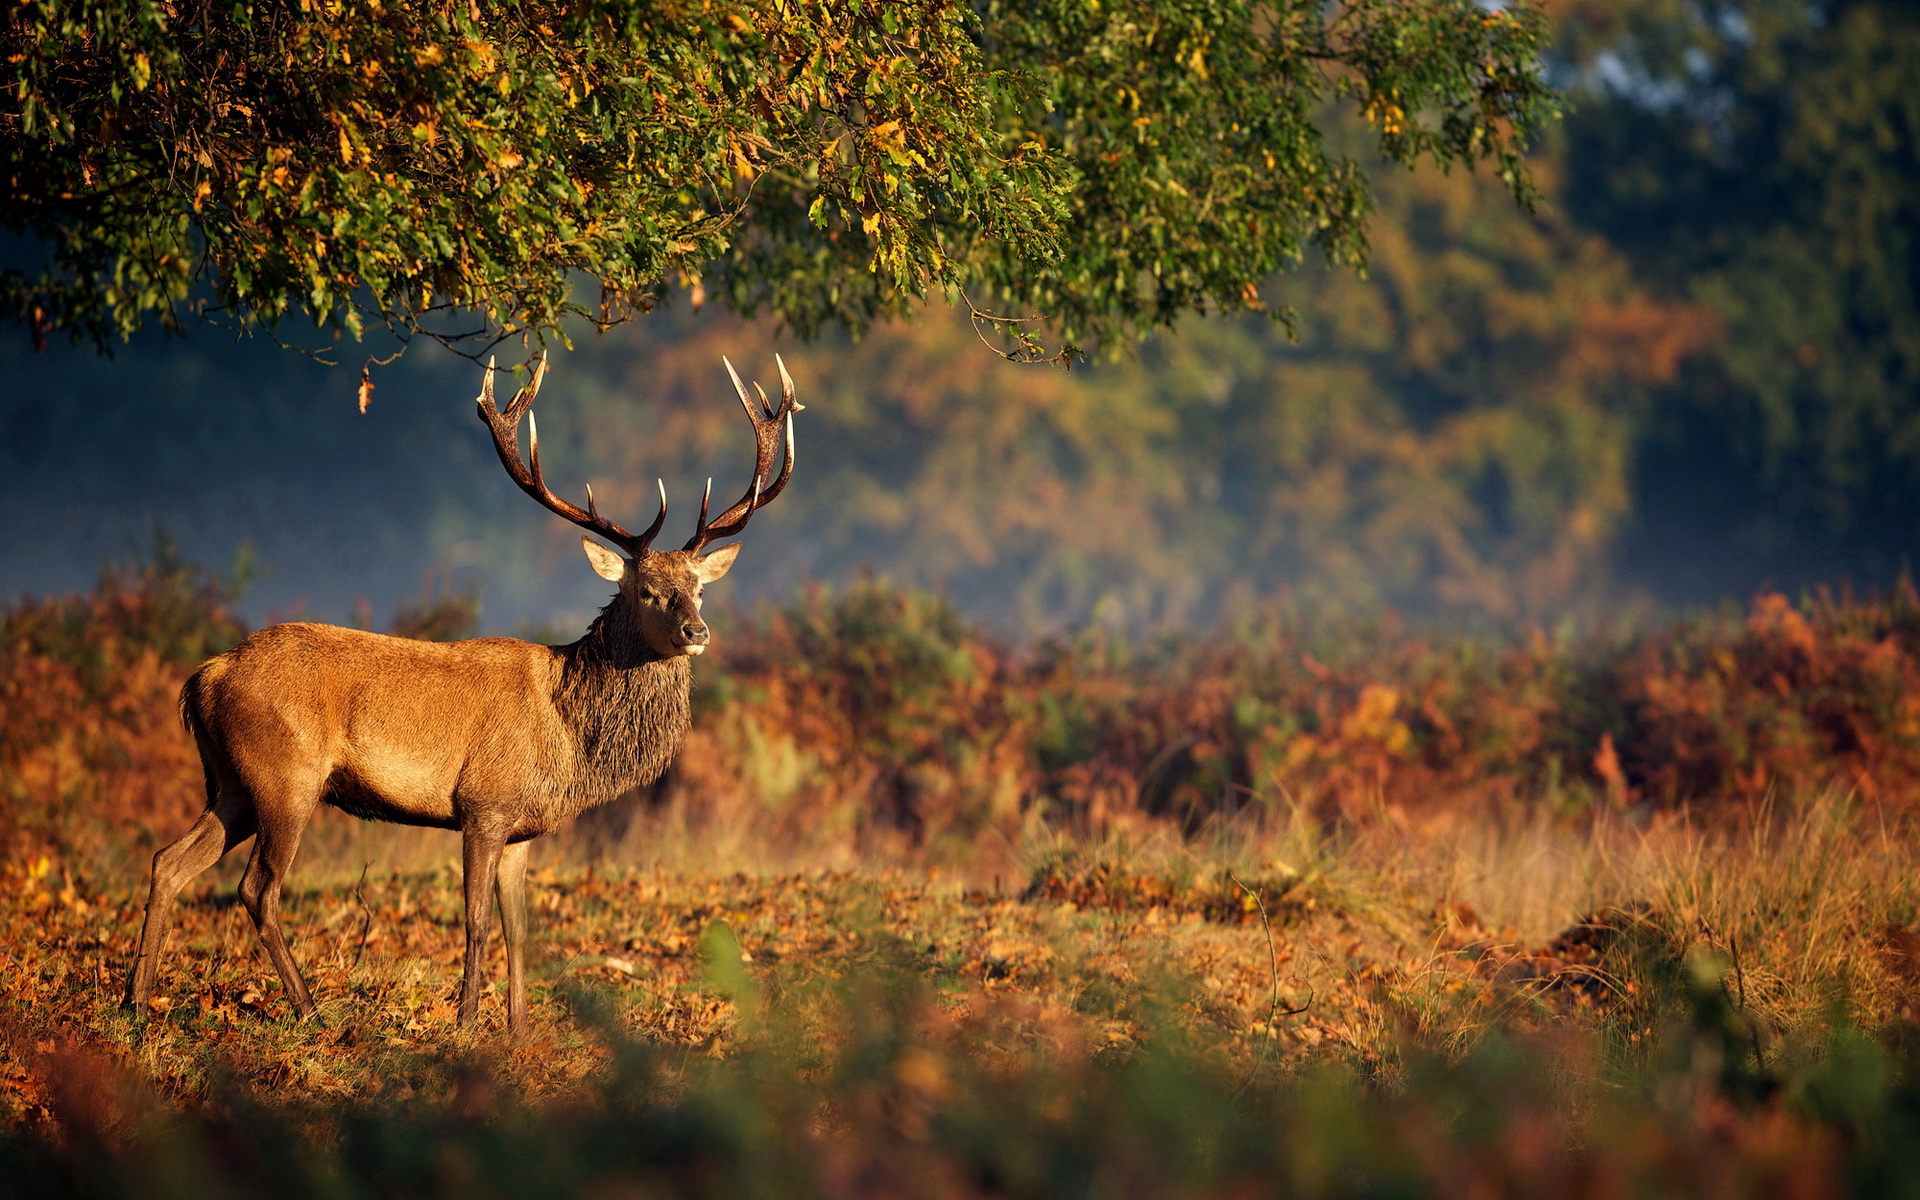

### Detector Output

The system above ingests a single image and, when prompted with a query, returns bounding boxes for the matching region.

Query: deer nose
[679,621,710,646]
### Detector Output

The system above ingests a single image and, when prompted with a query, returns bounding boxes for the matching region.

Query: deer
[124,353,801,1031]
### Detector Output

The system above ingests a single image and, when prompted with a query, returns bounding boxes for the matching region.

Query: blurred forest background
[3,0,1915,635]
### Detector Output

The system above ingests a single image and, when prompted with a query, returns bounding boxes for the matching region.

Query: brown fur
[126,544,735,1030]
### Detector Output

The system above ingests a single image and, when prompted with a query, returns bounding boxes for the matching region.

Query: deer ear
[581,537,627,582]
[692,541,741,583]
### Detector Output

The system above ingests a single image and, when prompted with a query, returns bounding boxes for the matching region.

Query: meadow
[6,554,1920,1196]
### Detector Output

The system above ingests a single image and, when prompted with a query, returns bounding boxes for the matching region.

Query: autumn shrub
[1,567,245,686]
[13,557,1920,879]
[1604,589,1920,801]
[670,579,1920,866]
[0,541,248,871]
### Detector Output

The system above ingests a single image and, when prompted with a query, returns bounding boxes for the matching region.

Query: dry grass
[4,788,1914,1118]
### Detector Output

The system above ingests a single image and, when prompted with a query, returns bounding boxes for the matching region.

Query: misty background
[4,3,1916,636]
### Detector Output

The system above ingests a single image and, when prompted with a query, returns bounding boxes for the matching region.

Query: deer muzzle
[678,621,710,655]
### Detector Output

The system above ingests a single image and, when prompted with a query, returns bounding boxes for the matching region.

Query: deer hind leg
[457,826,509,1028]
[125,784,257,1011]
[236,776,324,1021]
[495,839,533,1033]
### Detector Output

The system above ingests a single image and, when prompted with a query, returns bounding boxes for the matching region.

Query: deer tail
[178,663,210,735]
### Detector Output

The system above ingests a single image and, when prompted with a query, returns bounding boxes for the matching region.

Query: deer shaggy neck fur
[554,596,692,809]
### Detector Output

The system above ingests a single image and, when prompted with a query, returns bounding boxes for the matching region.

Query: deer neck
[552,604,693,807]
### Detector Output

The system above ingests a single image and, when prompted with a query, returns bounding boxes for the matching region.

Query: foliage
[22,3,1920,626]
[6,3,1920,624]
[2,990,1909,1200]
[560,165,1712,628]
[0,539,248,867]
[1,0,1556,357]
[382,575,482,642]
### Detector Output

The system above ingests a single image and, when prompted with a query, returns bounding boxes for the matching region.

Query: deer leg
[458,827,507,1027]
[495,840,532,1033]
[237,804,319,1021]
[125,790,257,1011]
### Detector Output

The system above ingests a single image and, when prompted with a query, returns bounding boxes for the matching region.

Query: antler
[682,355,802,553]
[476,354,802,560]
[475,355,669,557]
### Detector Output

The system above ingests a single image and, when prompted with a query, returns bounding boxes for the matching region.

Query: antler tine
[707,471,764,545]
[723,356,756,421]
[527,409,546,488]
[763,410,796,503]
[474,357,663,557]
[635,478,669,548]
[502,352,548,422]
[725,409,797,514]
[776,354,804,412]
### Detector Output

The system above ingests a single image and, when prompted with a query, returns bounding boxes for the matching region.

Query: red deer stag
[124,354,801,1030]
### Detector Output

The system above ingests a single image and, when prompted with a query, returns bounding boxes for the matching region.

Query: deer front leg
[458,827,507,1027]
[496,840,532,1033]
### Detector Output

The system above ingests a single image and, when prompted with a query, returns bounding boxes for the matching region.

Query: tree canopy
[9,2,1920,623]
[2,0,1555,360]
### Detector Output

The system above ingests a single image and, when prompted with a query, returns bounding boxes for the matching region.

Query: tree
[502,143,1708,627]
[1555,0,1920,589]
[3,0,1555,362]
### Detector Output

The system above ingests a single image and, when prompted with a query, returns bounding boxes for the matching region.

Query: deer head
[476,354,802,658]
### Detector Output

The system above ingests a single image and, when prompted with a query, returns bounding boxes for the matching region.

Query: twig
[1698,916,1767,1070]
[1727,927,1767,1069]
[349,862,376,975]
[1229,870,1310,1093]
[959,289,1082,367]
